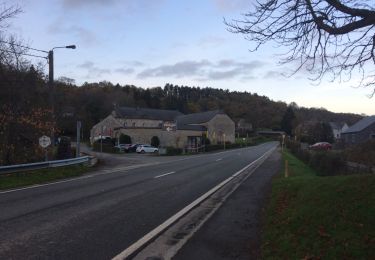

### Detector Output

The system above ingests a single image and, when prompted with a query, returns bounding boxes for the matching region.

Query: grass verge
[0,165,91,191]
[262,151,375,259]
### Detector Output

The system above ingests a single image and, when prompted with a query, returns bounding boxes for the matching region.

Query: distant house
[90,107,235,148]
[341,116,375,145]
[236,119,253,136]
[329,122,348,139]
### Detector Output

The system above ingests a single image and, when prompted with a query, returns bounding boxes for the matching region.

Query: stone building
[90,107,235,148]
[341,115,375,145]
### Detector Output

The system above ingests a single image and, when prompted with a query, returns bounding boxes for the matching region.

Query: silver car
[136,144,159,154]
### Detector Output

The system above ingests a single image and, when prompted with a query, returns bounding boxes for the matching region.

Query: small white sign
[39,135,51,148]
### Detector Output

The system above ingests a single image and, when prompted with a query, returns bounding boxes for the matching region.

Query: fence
[0,156,96,175]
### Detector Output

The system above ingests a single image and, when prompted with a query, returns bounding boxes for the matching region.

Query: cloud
[208,60,265,80]
[138,60,212,78]
[263,70,284,79]
[78,61,110,78]
[137,59,265,80]
[212,0,251,12]
[199,36,227,48]
[62,0,119,9]
[48,21,97,46]
[61,0,165,12]
[115,68,135,74]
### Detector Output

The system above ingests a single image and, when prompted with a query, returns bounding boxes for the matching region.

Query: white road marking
[215,158,223,162]
[112,145,277,260]
[154,171,176,179]
[0,163,157,195]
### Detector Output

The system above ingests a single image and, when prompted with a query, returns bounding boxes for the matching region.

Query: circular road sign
[39,135,51,148]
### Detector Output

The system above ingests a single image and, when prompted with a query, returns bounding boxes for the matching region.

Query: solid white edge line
[154,171,176,179]
[112,145,277,260]
[0,163,158,195]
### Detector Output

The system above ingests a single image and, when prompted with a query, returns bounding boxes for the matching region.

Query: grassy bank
[262,151,375,259]
[0,165,91,190]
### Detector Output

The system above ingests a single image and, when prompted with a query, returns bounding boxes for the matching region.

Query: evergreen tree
[281,106,296,136]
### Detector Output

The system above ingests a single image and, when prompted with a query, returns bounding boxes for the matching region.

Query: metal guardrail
[0,156,94,175]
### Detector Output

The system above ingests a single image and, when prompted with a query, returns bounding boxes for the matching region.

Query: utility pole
[76,121,81,157]
[48,50,55,146]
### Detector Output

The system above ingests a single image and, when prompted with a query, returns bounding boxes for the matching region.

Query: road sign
[39,135,51,148]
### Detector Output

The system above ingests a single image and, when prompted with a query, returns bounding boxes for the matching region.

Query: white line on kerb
[112,145,277,260]
[154,171,176,179]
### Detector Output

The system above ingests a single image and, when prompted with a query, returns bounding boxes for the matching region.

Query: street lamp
[47,45,76,145]
[48,45,76,88]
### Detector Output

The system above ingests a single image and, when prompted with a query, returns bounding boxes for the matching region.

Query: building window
[132,122,136,127]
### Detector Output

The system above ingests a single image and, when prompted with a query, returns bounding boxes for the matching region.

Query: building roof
[342,115,375,134]
[115,107,183,121]
[176,110,224,131]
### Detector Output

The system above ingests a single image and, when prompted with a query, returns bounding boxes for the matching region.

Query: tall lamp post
[47,45,76,146]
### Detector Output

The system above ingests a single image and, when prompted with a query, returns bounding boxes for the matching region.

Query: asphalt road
[0,142,278,259]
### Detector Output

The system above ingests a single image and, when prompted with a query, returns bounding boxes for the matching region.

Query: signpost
[39,135,51,161]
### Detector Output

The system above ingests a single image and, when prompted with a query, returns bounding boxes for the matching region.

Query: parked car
[136,144,159,154]
[125,144,142,153]
[114,143,131,152]
[309,142,332,150]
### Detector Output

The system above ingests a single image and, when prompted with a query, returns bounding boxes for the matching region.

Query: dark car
[124,144,142,153]
[114,143,131,152]
[309,142,332,151]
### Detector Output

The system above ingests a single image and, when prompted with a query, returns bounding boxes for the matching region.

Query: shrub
[92,143,117,153]
[344,140,375,166]
[204,144,222,152]
[151,136,160,147]
[56,136,72,159]
[286,139,347,176]
[309,151,346,176]
[165,146,182,155]
[203,136,211,145]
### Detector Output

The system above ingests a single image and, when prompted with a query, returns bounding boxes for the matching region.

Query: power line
[0,48,47,59]
[0,40,48,53]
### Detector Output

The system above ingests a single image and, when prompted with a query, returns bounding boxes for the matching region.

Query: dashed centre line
[215,158,223,162]
[154,171,176,179]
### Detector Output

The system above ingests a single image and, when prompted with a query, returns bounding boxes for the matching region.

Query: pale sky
[5,0,375,115]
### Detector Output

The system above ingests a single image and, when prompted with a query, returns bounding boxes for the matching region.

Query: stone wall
[116,118,163,128]
[90,115,121,143]
[116,128,204,148]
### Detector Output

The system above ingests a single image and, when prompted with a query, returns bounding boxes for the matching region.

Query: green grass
[262,151,375,259]
[0,165,91,190]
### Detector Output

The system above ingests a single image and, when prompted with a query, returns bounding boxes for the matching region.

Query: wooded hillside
[52,80,362,138]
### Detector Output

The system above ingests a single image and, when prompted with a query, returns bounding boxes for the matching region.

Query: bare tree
[0,2,21,29]
[225,0,375,96]
[0,3,23,68]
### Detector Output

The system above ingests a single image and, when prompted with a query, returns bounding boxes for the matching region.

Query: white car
[136,144,159,154]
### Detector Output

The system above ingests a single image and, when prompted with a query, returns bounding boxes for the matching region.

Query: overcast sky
[5,0,374,115]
